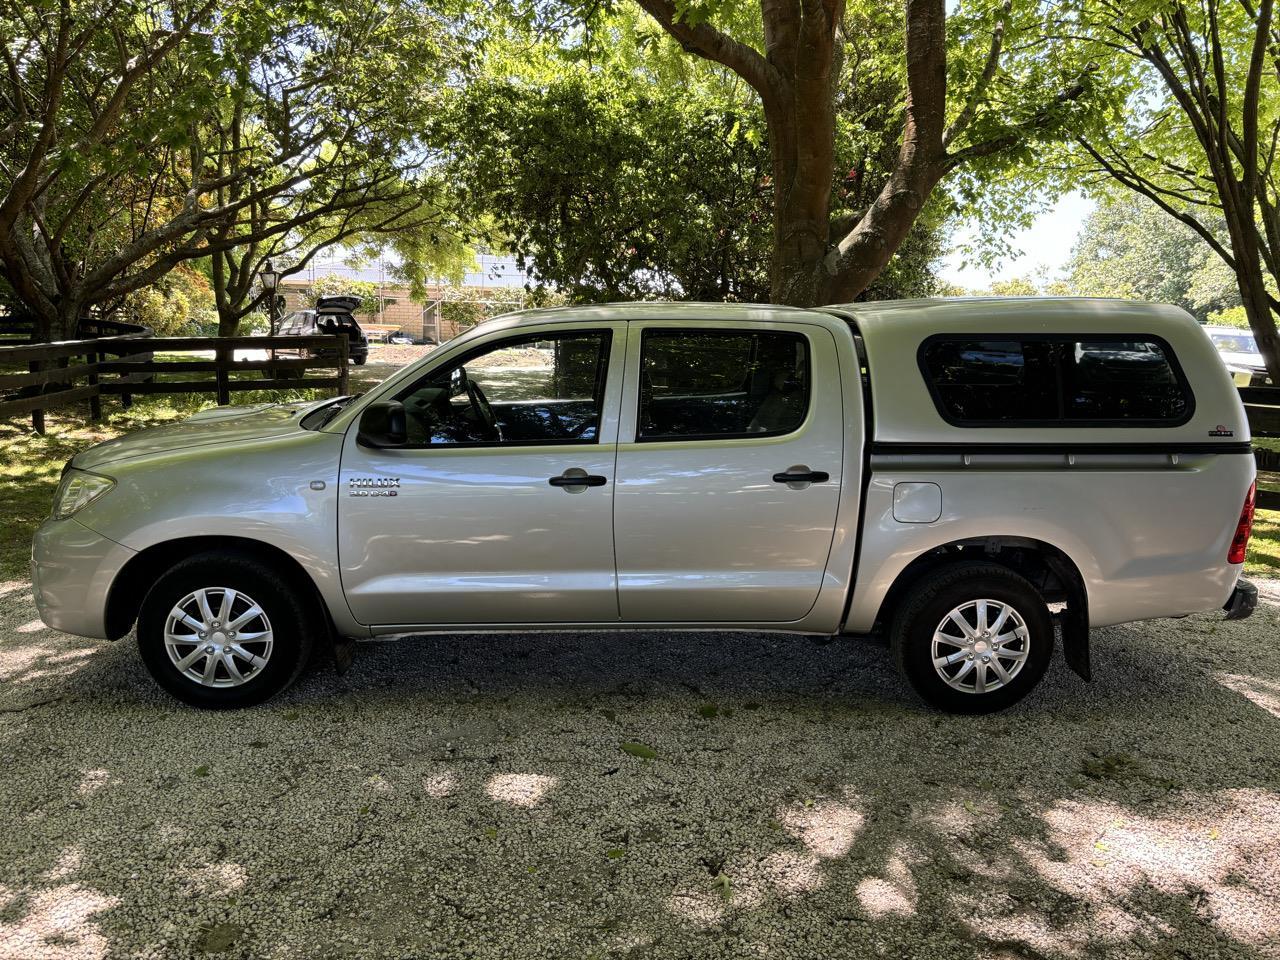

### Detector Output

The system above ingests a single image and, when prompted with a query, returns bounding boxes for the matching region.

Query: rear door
[612,320,845,622]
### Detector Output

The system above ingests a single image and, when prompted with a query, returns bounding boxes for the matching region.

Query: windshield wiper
[304,394,362,430]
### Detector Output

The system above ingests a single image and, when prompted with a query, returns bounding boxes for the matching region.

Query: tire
[890,562,1053,714]
[352,355,366,366]
[137,551,318,708]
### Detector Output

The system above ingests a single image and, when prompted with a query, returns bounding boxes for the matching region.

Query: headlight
[52,469,115,520]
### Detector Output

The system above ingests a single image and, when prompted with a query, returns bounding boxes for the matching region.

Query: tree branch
[943,0,1011,149]
[1077,136,1237,269]
[943,70,1092,169]
[633,0,785,106]
[820,0,947,293]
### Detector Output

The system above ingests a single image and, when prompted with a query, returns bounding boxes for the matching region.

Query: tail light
[1228,482,1256,565]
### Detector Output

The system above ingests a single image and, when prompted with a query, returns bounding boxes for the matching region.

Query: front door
[612,321,845,622]
[338,323,625,626]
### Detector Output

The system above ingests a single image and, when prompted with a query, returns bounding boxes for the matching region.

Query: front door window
[396,332,611,446]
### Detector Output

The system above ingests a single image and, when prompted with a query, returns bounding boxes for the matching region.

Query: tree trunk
[1225,194,1280,386]
[56,302,82,341]
[1235,264,1280,385]
[217,306,242,338]
[764,15,839,307]
[764,0,949,307]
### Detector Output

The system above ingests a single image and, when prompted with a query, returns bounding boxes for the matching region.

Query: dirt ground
[2,578,1279,959]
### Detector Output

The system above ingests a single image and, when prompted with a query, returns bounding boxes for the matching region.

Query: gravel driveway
[2,578,1279,959]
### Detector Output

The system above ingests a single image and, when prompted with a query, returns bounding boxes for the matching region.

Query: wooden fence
[0,317,349,433]
[1241,385,1280,439]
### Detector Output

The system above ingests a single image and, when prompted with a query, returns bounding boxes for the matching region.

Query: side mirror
[357,400,407,448]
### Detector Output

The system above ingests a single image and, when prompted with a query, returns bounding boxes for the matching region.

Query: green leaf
[606,848,627,859]
[620,741,657,760]
[195,922,241,954]
[712,872,732,901]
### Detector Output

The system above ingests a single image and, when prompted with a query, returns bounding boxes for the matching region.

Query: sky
[939,191,1096,291]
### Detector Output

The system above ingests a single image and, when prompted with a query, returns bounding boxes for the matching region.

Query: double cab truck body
[32,298,1258,711]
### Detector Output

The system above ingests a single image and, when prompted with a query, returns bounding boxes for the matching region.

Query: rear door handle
[549,470,608,489]
[772,468,830,485]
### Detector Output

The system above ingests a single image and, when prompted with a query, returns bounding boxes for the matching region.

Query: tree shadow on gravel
[2,604,1279,958]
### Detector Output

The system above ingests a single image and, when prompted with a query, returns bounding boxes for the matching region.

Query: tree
[122,263,218,335]
[606,0,1097,306]
[449,66,774,302]
[1064,196,1241,319]
[0,0,466,341]
[1061,0,1280,379]
[448,15,949,304]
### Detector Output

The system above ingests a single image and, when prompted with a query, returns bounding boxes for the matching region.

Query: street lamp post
[260,260,281,335]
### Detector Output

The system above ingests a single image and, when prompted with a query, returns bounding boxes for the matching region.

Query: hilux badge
[349,477,400,497]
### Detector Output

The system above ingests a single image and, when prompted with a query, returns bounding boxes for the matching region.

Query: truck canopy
[831,297,1248,448]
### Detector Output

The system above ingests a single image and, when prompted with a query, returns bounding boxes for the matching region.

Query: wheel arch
[105,535,335,643]
[865,535,1092,680]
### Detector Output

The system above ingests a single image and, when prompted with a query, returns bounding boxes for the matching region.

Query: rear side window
[919,335,1192,425]
[638,329,809,440]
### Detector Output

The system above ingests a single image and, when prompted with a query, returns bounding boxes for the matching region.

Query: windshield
[1209,331,1258,354]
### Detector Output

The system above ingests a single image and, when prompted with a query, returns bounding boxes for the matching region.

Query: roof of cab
[485,301,819,327]
[486,296,1200,336]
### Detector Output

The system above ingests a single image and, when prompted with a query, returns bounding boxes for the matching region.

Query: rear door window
[919,336,1192,425]
[637,330,809,440]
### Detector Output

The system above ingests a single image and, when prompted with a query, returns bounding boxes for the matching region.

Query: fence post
[338,335,349,396]
[28,359,44,435]
[215,341,230,405]
[118,343,133,409]
[87,348,102,421]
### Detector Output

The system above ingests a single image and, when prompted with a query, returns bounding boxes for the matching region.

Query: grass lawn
[0,391,323,582]
[3,401,1280,585]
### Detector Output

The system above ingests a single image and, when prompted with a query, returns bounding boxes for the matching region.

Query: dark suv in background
[278,295,369,365]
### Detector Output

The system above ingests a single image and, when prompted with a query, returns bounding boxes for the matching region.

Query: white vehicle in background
[1204,325,1270,386]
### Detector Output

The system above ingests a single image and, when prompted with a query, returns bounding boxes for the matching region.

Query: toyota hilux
[32,298,1258,712]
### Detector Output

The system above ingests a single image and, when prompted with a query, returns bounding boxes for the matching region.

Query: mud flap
[1058,602,1091,681]
[332,636,357,675]
[1045,557,1091,681]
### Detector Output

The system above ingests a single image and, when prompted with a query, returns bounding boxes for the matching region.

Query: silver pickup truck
[31,298,1259,713]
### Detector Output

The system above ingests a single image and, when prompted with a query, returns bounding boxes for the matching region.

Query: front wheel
[137,552,317,708]
[891,563,1053,714]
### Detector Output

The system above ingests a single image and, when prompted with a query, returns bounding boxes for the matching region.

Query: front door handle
[772,467,830,487]
[549,469,608,490]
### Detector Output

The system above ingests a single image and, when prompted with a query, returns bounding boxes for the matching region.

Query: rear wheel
[891,563,1053,713]
[137,552,317,708]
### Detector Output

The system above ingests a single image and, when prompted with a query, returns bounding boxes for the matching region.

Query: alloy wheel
[930,598,1030,695]
[163,587,274,688]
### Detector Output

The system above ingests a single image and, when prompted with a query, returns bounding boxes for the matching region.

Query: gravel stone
[1,576,1278,959]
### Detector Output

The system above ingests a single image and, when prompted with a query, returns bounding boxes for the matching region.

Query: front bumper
[30,516,136,639]
[1223,578,1258,621]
